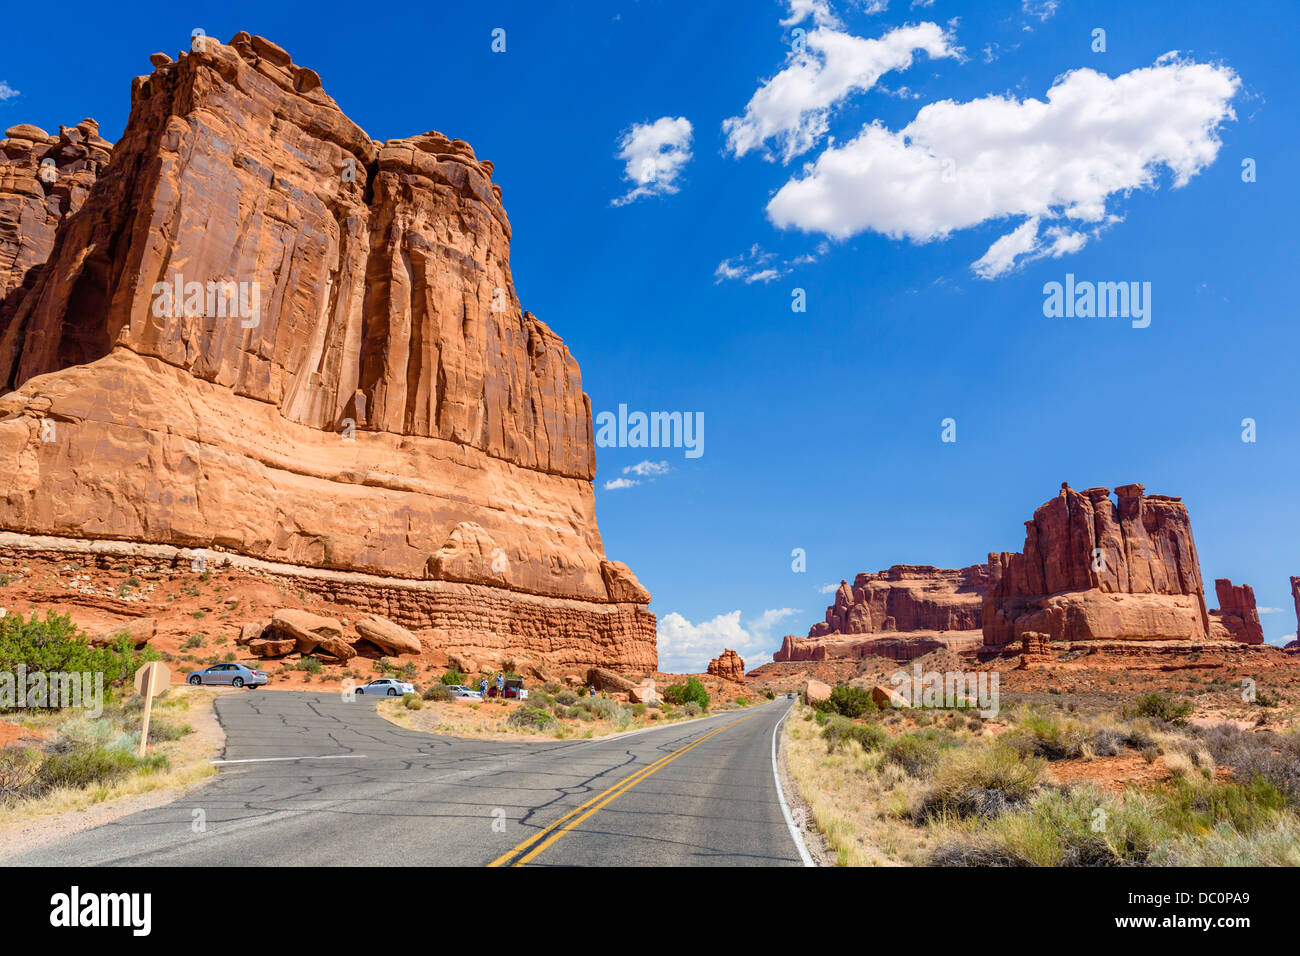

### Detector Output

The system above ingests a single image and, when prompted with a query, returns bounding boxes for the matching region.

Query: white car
[356,678,415,696]
[447,685,483,700]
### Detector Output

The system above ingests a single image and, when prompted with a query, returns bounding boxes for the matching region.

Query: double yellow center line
[489,711,760,867]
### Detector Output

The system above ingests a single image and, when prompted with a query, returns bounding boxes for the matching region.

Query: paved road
[2,691,809,866]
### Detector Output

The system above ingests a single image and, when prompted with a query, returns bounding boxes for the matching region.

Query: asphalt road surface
[2,691,811,866]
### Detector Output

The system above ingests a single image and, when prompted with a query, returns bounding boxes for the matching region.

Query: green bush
[1131,692,1193,724]
[297,656,323,674]
[916,745,1045,821]
[37,745,164,792]
[555,689,577,706]
[508,706,555,731]
[423,684,452,702]
[663,677,710,710]
[826,685,877,719]
[402,693,423,711]
[821,715,886,753]
[884,734,943,777]
[0,611,157,712]
[146,717,193,742]
[680,702,702,717]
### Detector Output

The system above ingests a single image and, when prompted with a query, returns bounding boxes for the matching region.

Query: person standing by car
[480,677,488,698]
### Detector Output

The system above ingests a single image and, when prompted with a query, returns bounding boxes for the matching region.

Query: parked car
[186,662,268,688]
[787,693,794,700]
[447,685,483,700]
[356,678,415,696]
[486,678,529,700]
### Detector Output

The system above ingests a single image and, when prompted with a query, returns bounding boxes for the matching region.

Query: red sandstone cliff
[984,483,1209,646]
[775,564,988,662]
[0,34,654,670]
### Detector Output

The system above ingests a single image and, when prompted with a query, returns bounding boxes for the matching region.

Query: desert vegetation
[785,690,1300,866]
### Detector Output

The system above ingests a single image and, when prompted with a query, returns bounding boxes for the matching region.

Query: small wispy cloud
[603,477,639,491]
[624,460,671,477]
[715,241,828,284]
[612,116,694,206]
[0,81,19,101]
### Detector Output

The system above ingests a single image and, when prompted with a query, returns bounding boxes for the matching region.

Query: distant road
[2,692,809,866]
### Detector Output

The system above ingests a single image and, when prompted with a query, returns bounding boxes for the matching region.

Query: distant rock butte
[1209,579,1263,645]
[775,483,1274,663]
[774,565,988,663]
[0,33,654,671]
[706,648,745,682]
[985,482,1218,648]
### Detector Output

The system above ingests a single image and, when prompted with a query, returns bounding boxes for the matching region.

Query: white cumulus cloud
[603,477,639,490]
[656,607,800,672]
[0,81,19,101]
[724,19,958,163]
[624,460,671,477]
[612,116,694,206]
[766,55,1240,277]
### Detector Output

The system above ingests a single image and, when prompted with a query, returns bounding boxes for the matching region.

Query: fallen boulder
[268,608,344,653]
[91,617,155,648]
[870,685,911,710]
[354,616,422,656]
[804,679,831,704]
[237,621,267,646]
[249,636,296,658]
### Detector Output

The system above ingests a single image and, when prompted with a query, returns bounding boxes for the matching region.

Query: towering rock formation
[1288,577,1300,650]
[774,564,988,662]
[0,119,112,355]
[1209,578,1264,644]
[0,34,654,671]
[983,483,1210,646]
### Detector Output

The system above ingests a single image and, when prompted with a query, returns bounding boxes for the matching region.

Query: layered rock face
[984,483,1210,646]
[706,649,745,682]
[1209,579,1263,644]
[0,120,112,349]
[775,565,988,662]
[0,34,655,670]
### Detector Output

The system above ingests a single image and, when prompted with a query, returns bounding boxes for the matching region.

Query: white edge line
[212,754,369,765]
[771,701,815,867]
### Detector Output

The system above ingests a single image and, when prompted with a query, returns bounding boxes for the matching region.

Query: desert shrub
[528,689,555,708]
[146,717,192,742]
[1151,822,1300,866]
[663,678,710,711]
[821,716,887,753]
[1159,776,1287,836]
[884,734,942,777]
[402,693,423,711]
[734,696,748,707]
[0,746,40,803]
[0,611,157,711]
[508,706,555,731]
[1193,725,1300,805]
[915,745,1044,822]
[36,745,165,792]
[297,656,323,674]
[931,786,1164,867]
[826,685,877,719]
[680,702,702,717]
[581,696,621,720]
[555,690,577,706]
[763,689,775,700]
[423,684,452,702]
[439,668,464,686]
[1130,692,1193,724]
[1005,712,1089,761]
[630,703,647,718]
[1089,728,1126,757]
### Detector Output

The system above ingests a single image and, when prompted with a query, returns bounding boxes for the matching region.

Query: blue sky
[4,0,1297,668]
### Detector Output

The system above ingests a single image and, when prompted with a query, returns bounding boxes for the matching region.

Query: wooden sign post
[134,661,172,757]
